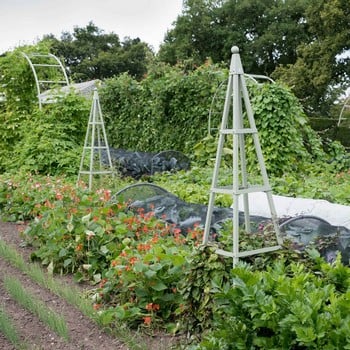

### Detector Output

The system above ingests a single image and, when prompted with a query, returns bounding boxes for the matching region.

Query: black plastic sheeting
[279,216,350,264]
[114,183,350,264]
[103,148,191,179]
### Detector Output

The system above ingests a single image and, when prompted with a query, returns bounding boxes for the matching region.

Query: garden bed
[0,221,179,350]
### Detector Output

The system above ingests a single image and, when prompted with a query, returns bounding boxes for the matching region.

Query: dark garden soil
[0,221,181,350]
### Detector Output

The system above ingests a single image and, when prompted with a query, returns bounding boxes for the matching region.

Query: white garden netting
[238,192,350,230]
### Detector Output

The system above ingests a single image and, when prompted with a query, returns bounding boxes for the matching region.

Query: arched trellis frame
[21,52,69,109]
[337,94,350,127]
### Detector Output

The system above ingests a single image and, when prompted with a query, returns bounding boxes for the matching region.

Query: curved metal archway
[337,94,350,127]
[21,52,69,109]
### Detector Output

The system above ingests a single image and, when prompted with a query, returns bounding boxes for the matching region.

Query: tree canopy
[158,0,350,115]
[46,22,153,81]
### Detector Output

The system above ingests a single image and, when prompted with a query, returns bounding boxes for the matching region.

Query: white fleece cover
[237,192,350,230]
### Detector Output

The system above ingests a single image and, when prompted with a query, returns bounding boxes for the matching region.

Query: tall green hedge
[100,62,227,154]
[0,93,90,175]
[100,62,334,176]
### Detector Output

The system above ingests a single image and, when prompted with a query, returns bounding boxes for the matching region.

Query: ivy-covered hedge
[100,62,338,176]
[247,83,325,176]
[100,62,227,154]
[0,93,90,175]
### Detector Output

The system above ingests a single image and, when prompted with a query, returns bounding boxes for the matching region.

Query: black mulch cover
[114,183,350,264]
[103,148,190,179]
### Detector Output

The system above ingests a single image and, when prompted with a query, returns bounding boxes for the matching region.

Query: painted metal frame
[21,52,69,109]
[337,95,350,127]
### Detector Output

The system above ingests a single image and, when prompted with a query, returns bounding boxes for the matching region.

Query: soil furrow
[0,222,129,350]
[0,221,179,350]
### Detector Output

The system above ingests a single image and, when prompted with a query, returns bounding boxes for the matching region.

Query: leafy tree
[272,0,350,115]
[47,22,153,81]
[158,0,349,115]
[158,0,223,65]
[158,0,309,75]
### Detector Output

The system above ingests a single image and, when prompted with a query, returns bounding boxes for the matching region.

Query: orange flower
[152,303,160,311]
[129,256,138,265]
[93,303,101,310]
[55,192,63,200]
[173,228,181,235]
[143,316,152,326]
[137,243,151,251]
[75,243,83,251]
[99,278,108,288]
[145,303,160,311]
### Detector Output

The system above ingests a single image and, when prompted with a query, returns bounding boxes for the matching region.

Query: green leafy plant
[197,258,350,349]
[100,62,226,154]
[97,216,202,331]
[2,92,90,175]
[177,245,231,335]
[1,170,350,344]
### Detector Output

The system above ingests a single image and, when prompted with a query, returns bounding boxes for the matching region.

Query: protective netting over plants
[103,148,191,179]
[114,183,350,264]
[279,215,350,263]
[115,183,234,233]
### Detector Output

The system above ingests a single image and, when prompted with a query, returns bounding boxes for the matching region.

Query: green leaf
[150,280,168,291]
[99,310,115,325]
[63,258,72,268]
[144,269,157,278]
[171,254,185,266]
[47,261,54,275]
[81,213,91,223]
[295,326,316,344]
[100,245,109,255]
[58,248,67,257]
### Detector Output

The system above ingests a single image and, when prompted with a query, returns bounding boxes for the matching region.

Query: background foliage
[159,0,350,116]
[1,49,348,176]
[100,62,347,177]
[0,92,89,175]
[100,61,226,154]
[47,22,153,82]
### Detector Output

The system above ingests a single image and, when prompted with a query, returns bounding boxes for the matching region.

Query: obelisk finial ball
[231,46,239,54]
